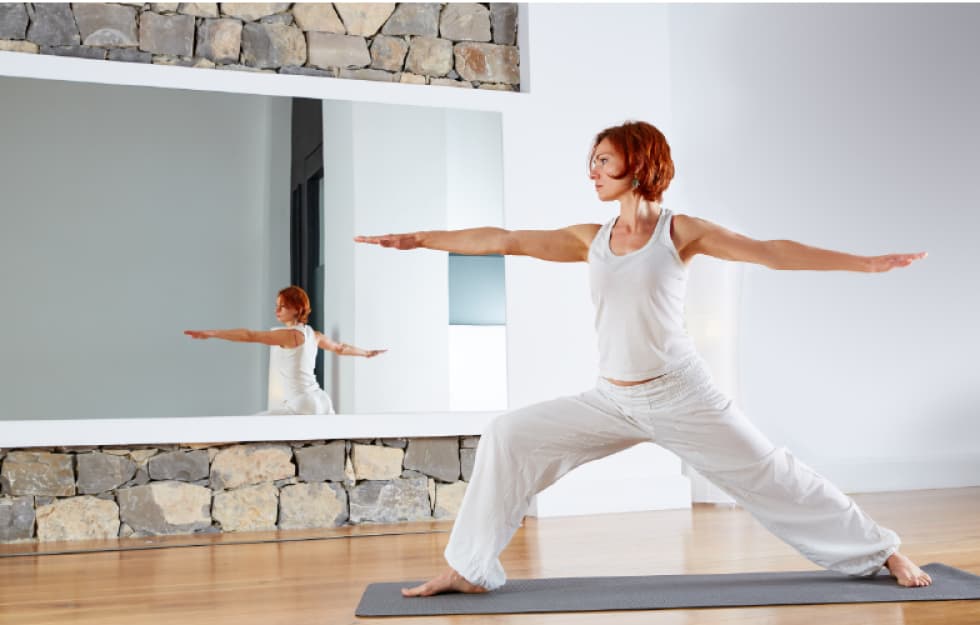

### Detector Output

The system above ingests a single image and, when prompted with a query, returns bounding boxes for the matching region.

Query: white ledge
[0,51,523,113]
[0,412,500,448]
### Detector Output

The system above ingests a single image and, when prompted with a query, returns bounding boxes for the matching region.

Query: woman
[356,121,930,595]
[185,285,385,415]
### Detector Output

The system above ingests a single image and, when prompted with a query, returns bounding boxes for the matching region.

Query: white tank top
[588,204,697,381]
[269,324,321,399]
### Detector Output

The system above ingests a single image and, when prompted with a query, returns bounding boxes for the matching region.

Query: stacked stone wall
[0,3,520,90]
[0,436,480,542]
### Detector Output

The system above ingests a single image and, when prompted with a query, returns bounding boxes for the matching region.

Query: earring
[631,177,639,189]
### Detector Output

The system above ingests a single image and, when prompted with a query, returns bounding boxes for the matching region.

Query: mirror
[0,75,506,419]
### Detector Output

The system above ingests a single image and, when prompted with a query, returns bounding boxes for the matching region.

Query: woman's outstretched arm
[355,224,602,262]
[315,332,386,358]
[677,216,927,272]
[184,328,303,348]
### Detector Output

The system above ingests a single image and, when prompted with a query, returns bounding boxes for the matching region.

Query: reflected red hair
[277,285,311,324]
[589,121,675,202]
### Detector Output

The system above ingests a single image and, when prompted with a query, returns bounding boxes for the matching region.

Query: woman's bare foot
[401,568,488,597]
[885,551,932,587]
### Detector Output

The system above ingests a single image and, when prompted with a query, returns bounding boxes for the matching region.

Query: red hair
[589,121,675,203]
[277,286,311,324]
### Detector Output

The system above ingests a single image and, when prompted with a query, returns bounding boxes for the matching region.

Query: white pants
[258,389,335,415]
[445,356,900,590]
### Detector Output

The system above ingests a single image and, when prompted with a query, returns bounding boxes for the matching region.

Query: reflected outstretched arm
[315,332,386,358]
[184,328,303,348]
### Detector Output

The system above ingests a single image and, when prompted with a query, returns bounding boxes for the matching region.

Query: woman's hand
[354,233,421,250]
[866,252,928,273]
[364,349,388,359]
[184,330,216,340]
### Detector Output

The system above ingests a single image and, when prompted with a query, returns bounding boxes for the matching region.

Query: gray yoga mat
[356,563,980,616]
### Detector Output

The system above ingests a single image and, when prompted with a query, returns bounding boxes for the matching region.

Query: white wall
[666,4,980,492]
[0,76,290,419]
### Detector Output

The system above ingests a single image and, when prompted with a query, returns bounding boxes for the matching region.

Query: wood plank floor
[1,487,977,625]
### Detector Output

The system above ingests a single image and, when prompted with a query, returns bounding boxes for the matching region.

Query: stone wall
[0,436,478,542]
[0,3,520,90]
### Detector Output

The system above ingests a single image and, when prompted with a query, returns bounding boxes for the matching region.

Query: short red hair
[277,285,311,324]
[589,121,675,203]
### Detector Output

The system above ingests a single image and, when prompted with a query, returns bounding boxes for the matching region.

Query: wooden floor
[1,487,978,625]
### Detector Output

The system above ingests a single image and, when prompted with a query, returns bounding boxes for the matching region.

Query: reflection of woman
[184,286,385,415]
[357,121,931,596]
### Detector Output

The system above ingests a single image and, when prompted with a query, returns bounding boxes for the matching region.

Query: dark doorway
[290,98,324,387]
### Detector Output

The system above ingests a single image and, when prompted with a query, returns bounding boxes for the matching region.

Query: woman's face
[275,296,299,324]
[590,138,632,202]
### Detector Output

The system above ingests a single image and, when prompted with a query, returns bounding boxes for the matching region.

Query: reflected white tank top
[588,204,697,381]
[269,324,321,398]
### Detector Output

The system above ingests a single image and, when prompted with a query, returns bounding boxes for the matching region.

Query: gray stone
[73,3,139,47]
[307,32,369,69]
[369,34,406,71]
[139,11,194,56]
[212,484,278,532]
[404,36,452,77]
[279,64,336,77]
[259,12,291,26]
[381,438,408,449]
[155,54,214,67]
[0,3,29,39]
[351,444,403,480]
[35,496,55,506]
[150,3,180,12]
[76,453,137,495]
[213,62,273,72]
[119,522,134,538]
[477,82,516,91]
[490,3,517,46]
[108,47,152,62]
[117,481,211,535]
[334,3,394,37]
[381,3,438,37]
[434,481,467,519]
[220,3,289,22]
[36,496,119,541]
[57,446,99,453]
[399,72,425,85]
[41,44,107,59]
[27,3,80,46]
[279,482,347,529]
[453,42,519,84]
[0,496,34,541]
[338,67,396,82]
[461,436,480,449]
[122,466,150,488]
[460,448,476,481]
[291,3,344,34]
[440,3,490,42]
[0,39,37,53]
[241,22,305,69]
[404,438,460,482]
[194,17,240,63]
[350,477,430,523]
[429,77,472,88]
[294,441,345,482]
[210,444,294,490]
[148,450,209,482]
[178,3,218,18]
[1,451,75,497]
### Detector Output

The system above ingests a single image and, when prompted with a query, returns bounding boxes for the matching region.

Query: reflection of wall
[321,102,504,413]
[0,77,290,419]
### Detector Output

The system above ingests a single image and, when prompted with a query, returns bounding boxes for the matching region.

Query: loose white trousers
[445,356,900,590]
